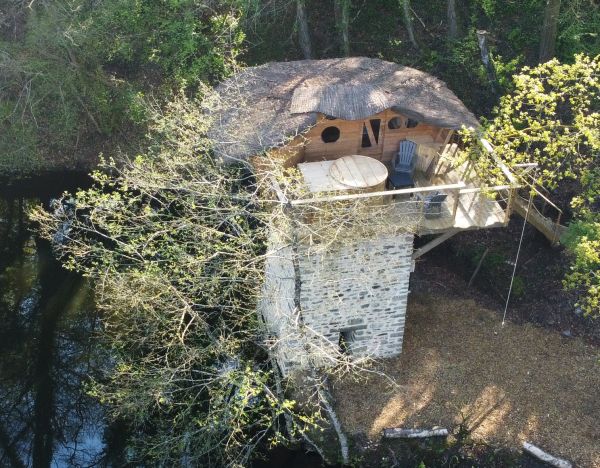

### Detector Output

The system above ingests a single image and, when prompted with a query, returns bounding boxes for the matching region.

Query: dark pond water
[0,173,121,467]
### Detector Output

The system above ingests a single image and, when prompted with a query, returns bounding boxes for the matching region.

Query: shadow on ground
[332,292,600,467]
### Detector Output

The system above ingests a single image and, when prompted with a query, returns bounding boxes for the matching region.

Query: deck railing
[269,137,520,234]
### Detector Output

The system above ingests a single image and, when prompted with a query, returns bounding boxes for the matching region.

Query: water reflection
[0,180,108,467]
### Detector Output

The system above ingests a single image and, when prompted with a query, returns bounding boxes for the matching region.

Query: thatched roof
[290,84,391,120]
[209,57,479,162]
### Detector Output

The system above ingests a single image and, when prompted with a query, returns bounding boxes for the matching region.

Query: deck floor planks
[408,166,507,234]
[298,152,508,235]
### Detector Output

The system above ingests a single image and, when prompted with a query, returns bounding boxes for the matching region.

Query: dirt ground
[434,218,600,345]
[332,293,600,467]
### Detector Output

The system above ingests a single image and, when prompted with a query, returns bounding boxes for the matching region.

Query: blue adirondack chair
[416,191,448,219]
[388,140,418,189]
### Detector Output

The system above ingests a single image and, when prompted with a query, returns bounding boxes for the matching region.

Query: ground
[437,215,600,345]
[332,289,600,467]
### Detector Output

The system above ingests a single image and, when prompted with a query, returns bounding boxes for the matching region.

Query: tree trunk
[523,442,573,468]
[334,0,351,56]
[316,379,349,464]
[400,0,418,49]
[296,0,313,59]
[539,0,561,62]
[447,0,458,39]
[476,30,499,94]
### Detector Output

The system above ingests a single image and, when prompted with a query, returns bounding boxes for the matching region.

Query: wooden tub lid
[329,155,388,189]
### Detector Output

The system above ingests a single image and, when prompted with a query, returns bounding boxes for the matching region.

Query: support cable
[502,189,534,326]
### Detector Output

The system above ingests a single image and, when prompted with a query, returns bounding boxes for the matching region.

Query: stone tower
[260,230,414,376]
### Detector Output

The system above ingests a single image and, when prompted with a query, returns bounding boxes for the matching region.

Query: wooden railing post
[505,187,514,224]
[451,186,460,223]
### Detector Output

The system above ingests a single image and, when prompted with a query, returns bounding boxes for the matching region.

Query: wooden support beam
[451,187,460,220]
[513,162,538,175]
[290,182,465,206]
[412,229,461,260]
[523,442,572,468]
[468,247,489,288]
[383,427,449,439]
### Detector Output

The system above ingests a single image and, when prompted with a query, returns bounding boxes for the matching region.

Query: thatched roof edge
[209,57,479,162]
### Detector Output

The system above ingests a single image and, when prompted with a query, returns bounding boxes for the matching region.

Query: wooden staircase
[512,192,568,246]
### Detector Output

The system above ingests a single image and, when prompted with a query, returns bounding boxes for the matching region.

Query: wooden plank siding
[302,111,450,163]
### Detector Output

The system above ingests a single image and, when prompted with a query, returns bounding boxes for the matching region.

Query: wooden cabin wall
[302,110,446,163]
[380,110,441,163]
[303,115,365,161]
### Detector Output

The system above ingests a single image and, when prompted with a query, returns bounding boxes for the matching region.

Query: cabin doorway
[358,118,385,158]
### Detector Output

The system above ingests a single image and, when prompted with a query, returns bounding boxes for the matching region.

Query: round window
[321,126,341,143]
[388,117,403,129]
[406,118,419,128]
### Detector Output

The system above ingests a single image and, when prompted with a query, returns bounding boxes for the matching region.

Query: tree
[296,0,313,59]
[334,0,351,56]
[31,91,388,465]
[485,55,600,316]
[476,30,499,94]
[562,219,600,316]
[557,0,600,59]
[400,0,418,49]
[0,0,246,176]
[447,0,458,39]
[88,0,245,84]
[539,0,561,62]
[32,93,314,465]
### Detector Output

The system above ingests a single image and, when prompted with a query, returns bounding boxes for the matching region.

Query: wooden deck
[411,165,508,234]
[294,145,511,236]
[347,160,508,235]
[387,190,507,236]
[415,163,508,234]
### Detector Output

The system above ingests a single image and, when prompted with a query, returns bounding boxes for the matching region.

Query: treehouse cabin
[210,58,521,375]
[276,110,510,235]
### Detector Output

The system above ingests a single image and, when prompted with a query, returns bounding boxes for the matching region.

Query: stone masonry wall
[259,233,414,375]
[259,243,306,375]
[297,234,413,360]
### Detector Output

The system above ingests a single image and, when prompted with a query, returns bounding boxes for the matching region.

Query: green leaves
[562,219,600,316]
[0,0,246,176]
[486,55,600,317]
[89,0,244,85]
[488,55,599,188]
[558,0,600,58]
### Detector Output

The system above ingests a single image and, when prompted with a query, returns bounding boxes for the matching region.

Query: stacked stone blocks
[260,233,414,375]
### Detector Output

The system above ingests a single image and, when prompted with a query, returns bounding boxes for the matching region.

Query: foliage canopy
[485,55,600,316]
[0,0,245,176]
[32,95,320,466]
